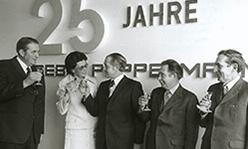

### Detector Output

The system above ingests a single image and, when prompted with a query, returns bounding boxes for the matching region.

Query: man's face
[158,65,178,89]
[104,57,117,78]
[20,43,40,66]
[73,60,88,79]
[214,54,236,83]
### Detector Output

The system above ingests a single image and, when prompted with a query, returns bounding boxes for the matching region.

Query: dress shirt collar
[16,56,29,73]
[167,83,180,95]
[112,74,124,87]
[223,76,240,91]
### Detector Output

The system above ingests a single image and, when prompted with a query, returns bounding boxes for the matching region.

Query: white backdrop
[0,0,248,149]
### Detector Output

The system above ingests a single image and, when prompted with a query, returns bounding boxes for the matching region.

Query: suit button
[34,90,39,95]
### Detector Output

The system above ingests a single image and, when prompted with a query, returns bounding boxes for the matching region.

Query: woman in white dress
[56,51,97,149]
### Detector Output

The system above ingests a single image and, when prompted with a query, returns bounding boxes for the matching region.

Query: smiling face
[103,56,118,79]
[19,42,40,66]
[158,65,179,89]
[73,60,88,79]
[214,54,237,83]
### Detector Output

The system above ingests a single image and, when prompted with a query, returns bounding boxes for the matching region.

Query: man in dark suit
[138,59,199,149]
[0,37,45,149]
[197,49,248,149]
[82,53,146,149]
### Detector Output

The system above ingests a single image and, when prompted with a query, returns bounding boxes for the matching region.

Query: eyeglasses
[158,72,166,78]
[76,63,88,70]
[158,72,174,78]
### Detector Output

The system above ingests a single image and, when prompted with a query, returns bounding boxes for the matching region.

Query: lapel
[11,57,27,79]
[104,80,111,101]
[108,76,128,104]
[156,88,166,111]
[209,83,224,109]
[218,79,244,106]
[161,85,184,112]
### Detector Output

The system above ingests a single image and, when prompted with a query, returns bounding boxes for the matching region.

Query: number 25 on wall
[31,0,105,55]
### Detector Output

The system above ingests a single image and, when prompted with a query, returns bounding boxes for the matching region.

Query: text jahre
[123,0,198,28]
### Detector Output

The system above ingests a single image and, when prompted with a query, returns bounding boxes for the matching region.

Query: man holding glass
[138,59,199,149]
[82,53,146,149]
[197,49,248,149]
[0,37,45,149]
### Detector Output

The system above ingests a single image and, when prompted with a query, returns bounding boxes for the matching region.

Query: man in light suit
[82,53,146,149]
[0,37,45,149]
[139,59,199,149]
[197,49,248,149]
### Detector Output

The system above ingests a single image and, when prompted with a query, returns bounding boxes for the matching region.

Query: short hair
[106,53,127,71]
[161,59,183,80]
[16,37,39,54]
[218,49,246,73]
[65,51,88,75]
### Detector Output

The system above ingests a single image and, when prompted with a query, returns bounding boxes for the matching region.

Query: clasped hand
[64,80,90,99]
[138,93,150,111]
[23,72,42,88]
[196,95,212,114]
[78,80,90,98]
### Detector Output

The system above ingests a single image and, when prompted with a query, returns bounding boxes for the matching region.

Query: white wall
[1,0,248,149]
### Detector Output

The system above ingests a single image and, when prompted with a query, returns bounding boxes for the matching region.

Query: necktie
[160,90,172,112]
[163,90,172,106]
[109,80,115,88]
[223,85,228,95]
[26,67,31,75]
[108,80,115,97]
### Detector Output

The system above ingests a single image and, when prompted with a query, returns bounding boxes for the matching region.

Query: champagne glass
[34,67,43,87]
[79,79,88,99]
[198,91,213,113]
[142,92,151,111]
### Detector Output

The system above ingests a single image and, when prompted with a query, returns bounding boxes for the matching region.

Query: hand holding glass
[79,79,89,99]
[197,92,213,113]
[139,92,151,111]
[34,67,43,87]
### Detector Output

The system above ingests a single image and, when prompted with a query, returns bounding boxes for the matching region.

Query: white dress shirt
[167,83,180,95]
[223,76,240,93]
[109,74,124,97]
[16,56,29,73]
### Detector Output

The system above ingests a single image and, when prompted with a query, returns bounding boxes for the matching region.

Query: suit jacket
[141,85,199,149]
[0,57,45,144]
[82,76,146,149]
[200,79,248,149]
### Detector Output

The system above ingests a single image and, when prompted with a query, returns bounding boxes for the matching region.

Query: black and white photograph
[0,0,248,149]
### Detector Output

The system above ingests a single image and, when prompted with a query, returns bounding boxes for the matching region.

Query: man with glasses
[197,49,248,149]
[138,59,199,149]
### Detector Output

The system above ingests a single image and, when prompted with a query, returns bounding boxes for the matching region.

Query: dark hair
[218,49,246,73]
[65,51,88,75]
[106,53,127,71]
[16,37,39,54]
[161,59,183,80]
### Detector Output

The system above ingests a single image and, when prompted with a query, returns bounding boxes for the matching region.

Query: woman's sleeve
[56,81,70,115]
